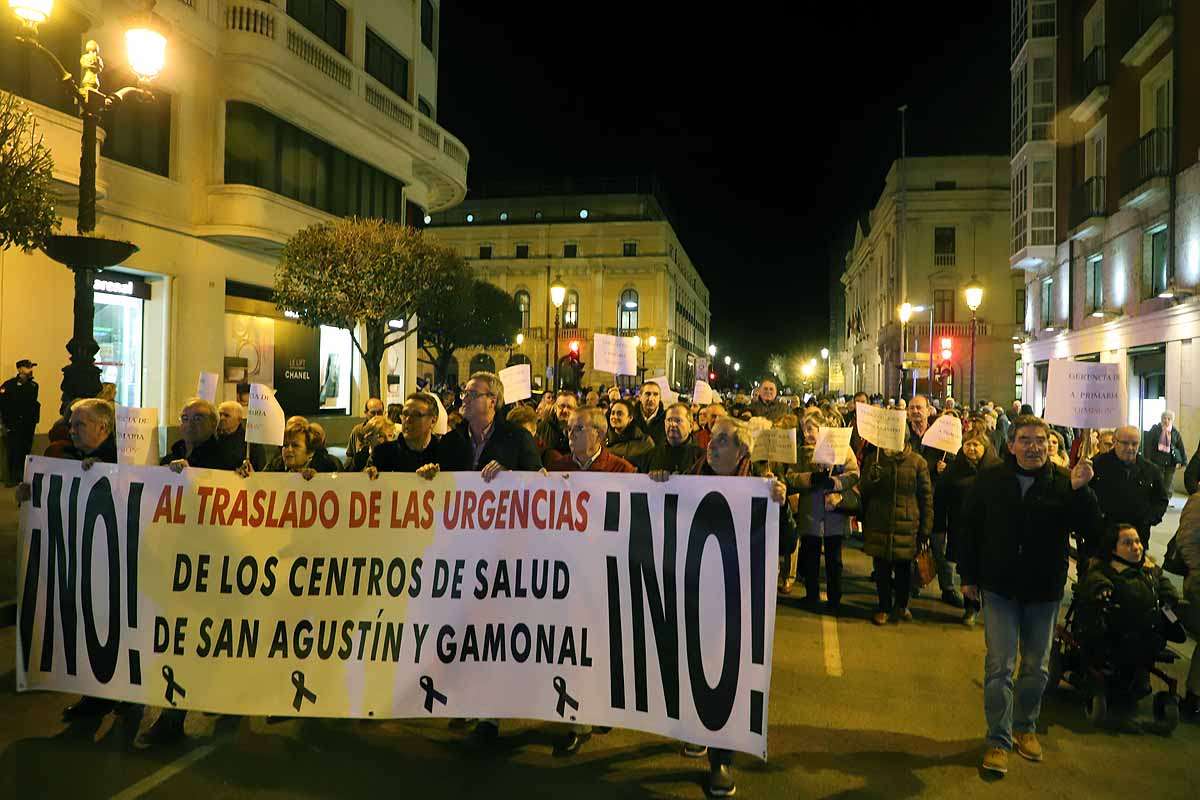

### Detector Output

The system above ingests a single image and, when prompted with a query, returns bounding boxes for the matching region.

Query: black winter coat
[961,455,1103,603]
[449,417,542,471]
[1088,450,1169,550]
[859,445,932,563]
[933,450,1003,563]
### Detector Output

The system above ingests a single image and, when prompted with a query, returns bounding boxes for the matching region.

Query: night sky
[438,2,1011,377]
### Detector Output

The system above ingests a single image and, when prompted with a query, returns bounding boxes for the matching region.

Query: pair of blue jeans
[981,590,1060,750]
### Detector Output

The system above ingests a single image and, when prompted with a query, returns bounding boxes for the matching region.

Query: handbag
[915,542,937,587]
[1164,533,1189,577]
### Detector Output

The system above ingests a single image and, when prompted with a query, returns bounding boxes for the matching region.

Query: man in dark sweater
[371,393,470,476]
[1088,425,1169,554]
[647,402,705,475]
[961,415,1102,777]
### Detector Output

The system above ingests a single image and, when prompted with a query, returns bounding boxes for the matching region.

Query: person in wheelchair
[1075,522,1180,700]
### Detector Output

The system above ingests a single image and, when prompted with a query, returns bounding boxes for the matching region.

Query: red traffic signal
[709,372,717,381]
[568,340,580,354]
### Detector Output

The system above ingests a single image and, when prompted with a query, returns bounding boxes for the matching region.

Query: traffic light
[709,372,717,382]
[939,337,953,378]
[567,340,581,363]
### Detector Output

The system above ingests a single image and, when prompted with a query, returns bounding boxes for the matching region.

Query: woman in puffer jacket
[934,430,1002,627]
[784,411,859,615]
[859,441,932,626]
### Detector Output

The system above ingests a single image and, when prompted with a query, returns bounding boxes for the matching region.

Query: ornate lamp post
[965,278,984,410]
[550,276,566,392]
[9,0,167,404]
[632,334,657,383]
[820,347,829,396]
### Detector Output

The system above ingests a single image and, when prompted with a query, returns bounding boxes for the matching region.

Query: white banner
[116,406,159,466]
[591,333,637,376]
[813,427,852,466]
[499,364,532,404]
[854,402,906,451]
[921,415,962,455]
[197,372,219,404]
[16,461,779,759]
[692,380,715,406]
[1043,359,1125,429]
[247,383,285,446]
[749,427,797,464]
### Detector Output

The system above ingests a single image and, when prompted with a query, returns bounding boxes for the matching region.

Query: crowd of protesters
[11,365,1200,796]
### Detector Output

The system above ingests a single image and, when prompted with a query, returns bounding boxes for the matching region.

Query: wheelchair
[1047,587,1186,734]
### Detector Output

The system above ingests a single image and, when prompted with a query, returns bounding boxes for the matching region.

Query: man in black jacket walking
[961,415,1102,777]
[1089,425,1168,553]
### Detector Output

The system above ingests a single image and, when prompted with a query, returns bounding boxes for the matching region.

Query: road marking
[820,592,843,677]
[110,742,220,800]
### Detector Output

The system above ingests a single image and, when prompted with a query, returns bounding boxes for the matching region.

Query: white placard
[116,406,159,466]
[813,427,853,466]
[750,427,797,464]
[591,333,637,376]
[692,380,715,405]
[426,391,449,436]
[921,415,963,455]
[1043,359,1125,429]
[695,358,709,382]
[649,376,678,406]
[499,363,532,403]
[196,371,219,404]
[246,383,285,446]
[854,402,907,451]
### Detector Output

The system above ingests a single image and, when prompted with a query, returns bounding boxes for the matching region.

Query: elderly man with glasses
[448,371,541,484]
[344,397,387,468]
[162,398,242,472]
[1088,424,1169,555]
[369,393,469,476]
[544,406,635,475]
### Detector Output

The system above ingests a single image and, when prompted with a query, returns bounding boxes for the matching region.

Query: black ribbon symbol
[291,670,317,711]
[162,665,185,706]
[553,676,578,718]
[419,675,448,713]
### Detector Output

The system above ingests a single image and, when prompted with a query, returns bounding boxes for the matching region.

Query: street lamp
[632,334,657,382]
[898,302,913,400]
[707,344,717,358]
[724,355,731,366]
[10,0,167,404]
[550,276,566,392]
[820,347,829,397]
[508,332,524,363]
[965,278,984,410]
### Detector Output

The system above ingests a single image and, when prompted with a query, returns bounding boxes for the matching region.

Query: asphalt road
[1,518,1197,799]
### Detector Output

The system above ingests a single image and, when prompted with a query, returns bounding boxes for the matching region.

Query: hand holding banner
[921,415,963,455]
[246,383,285,446]
[499,363,532,403]
[116,406,159,465]
[197,372,219,404]
[591,333,637,376]
[1043,359,1125,429]
[855,402,907,451]
[813,427,852,466]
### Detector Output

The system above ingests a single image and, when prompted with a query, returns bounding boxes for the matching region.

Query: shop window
[94,287,146,406]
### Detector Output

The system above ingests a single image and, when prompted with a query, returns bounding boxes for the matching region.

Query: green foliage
[419,279,522,383]
[0,91,60,252]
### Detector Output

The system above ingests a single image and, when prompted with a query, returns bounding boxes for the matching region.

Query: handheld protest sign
[854,402,906,451]
[499,364,532,403]
[921,415,962,455]
[692,380,715,405]
[1042,359,1124,429]
[196,372,219,404]
[592,333,637,376]
[813,427,852,466]
[117,406,159,465]
[246,383,285,446]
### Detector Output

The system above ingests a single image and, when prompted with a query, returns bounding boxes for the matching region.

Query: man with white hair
[1089,424,1169,553]
[216,400,247,466]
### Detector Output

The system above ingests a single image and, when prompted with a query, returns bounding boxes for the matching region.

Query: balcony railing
[909,321,993,341]
[1120,128,1172,198]
[1078,46,1109,100]
[1122,0,1174,58]
[1069,176,1107,229]
[934,252,956,268]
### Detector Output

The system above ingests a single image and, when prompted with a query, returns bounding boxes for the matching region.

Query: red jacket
[545,447,636,473]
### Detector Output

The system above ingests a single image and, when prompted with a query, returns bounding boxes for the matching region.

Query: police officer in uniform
[0,359,40,485]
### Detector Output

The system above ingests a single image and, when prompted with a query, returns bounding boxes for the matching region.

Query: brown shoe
[872,612,889,626]
[981,746,1009,775]
[1013,732,1043,762]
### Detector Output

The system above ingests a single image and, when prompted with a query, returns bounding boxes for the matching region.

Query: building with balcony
[421,178,711,393]
[1016,1,1200,482]
[0,0,467,447]
[839,156,1022,405]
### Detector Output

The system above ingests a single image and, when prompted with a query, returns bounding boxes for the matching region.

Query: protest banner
[692,380,715,406]
[247,383,285,446]
[17,461,778,758]
[854,403,906,451]
[499,364,533,403]
[812,427,852,466]
[591,333,637,377]
[1042,359,1124,429]
[921,415,962,455]
[695,358,709,383]
[197,372,219,404]
[116,407,159,466]
[649,376,678,405]
[750,427,797,464]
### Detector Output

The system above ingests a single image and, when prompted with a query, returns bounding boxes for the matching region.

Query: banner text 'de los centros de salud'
[17,459,779,758]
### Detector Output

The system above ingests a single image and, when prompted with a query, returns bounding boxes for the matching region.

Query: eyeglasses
[464,391,494,400]
[1115,439,1139,447]
[180,414,209,423]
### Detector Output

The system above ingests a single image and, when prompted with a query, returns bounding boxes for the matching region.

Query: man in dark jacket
[1089,425,1169,553]
[647,402,705,474]
[961,415,1102,777]
[1,359,40,485]
[372,393,470,475]
[162,398,243,472]
[904,394,960,606]
[749,378,788,422]
[535,390,577,461]
[634,380,667,445]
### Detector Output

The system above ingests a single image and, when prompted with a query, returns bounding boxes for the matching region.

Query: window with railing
[224,102,405,220]
[365,29,410,102]
[101,73,172,177]
[515,290,530,329]
[1144,226,1169,297]
[934,227,956,267]
[563,290,579,328]
[1087,255,1104,312]
[1121,128,1172,196]
[286,0,346,54]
